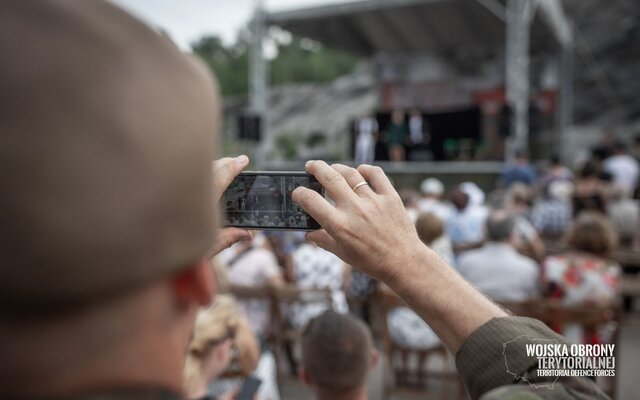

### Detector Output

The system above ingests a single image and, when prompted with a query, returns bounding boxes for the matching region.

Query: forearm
[385,244,506,353]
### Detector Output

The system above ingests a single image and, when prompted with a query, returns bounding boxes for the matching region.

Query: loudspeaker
[238,114,262,141]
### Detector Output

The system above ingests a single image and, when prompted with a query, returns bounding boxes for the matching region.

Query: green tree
[192,34,359,98]
[192,36,249,98]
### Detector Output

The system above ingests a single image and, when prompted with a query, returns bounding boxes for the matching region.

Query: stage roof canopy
[266,0,571,56]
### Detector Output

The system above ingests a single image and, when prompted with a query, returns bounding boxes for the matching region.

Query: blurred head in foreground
[0,0,221,396]
[301,311,378,400]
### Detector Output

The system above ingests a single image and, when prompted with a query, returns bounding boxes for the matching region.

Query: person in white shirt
[603,141,639,196]
[457,210,540,302]
[354,113,378,164]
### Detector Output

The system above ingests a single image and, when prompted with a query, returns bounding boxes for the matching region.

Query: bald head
[0,0,220,312]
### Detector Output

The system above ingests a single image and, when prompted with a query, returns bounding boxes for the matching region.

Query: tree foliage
[192,36,250,98]
[192,34,358,98]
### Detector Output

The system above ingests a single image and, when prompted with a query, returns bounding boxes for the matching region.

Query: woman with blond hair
[183,295,261,400]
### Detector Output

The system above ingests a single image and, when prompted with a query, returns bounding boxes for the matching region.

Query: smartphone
[222,171,323,230]
[235,376,262,400]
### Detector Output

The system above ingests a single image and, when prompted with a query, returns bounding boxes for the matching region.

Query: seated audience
[457,210,540,302]
[417,178,452,222]
[289,242,350,329]
[532,180,574,238]
[184,295,259,400]
[224,239,284,338]
[446,187,485,254]
[300,311,378,400]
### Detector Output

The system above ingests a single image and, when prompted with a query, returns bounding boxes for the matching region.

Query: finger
[212,155,249,200]
[331,163,374,197]
[357,164,395,194]
[306,229,340,255]
[292,186,341,230]
[210,227,253,256]
[305,160,357,204]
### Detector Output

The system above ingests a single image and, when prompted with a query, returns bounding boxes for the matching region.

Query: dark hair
[301,311,372,394]
[450,188,469,211]
[485,210,515,242]
[550,154,561,165]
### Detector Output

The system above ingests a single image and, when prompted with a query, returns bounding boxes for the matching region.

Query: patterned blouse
[543,253,620,344]
[544,254,620,305]
[289,243,349,329]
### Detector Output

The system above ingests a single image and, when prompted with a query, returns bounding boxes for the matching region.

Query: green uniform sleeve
[455,317,610,400]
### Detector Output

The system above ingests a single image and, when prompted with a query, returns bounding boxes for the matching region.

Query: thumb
[212,155,250,201]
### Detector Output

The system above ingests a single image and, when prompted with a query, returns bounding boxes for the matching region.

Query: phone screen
[222,172,323,230]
